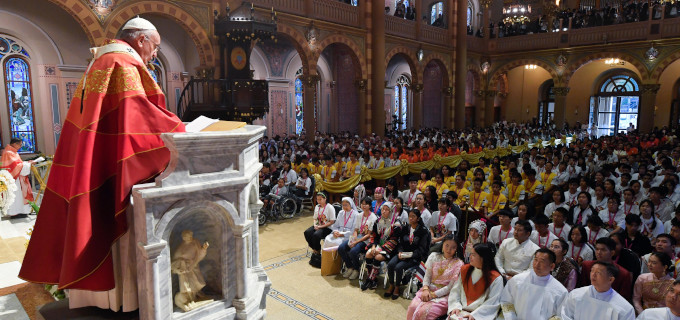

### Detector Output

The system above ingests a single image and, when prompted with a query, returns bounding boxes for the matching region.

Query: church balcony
[385,15,417,39]
[313,0,360,27]
[469,16,680,54]
[420,24,450,46]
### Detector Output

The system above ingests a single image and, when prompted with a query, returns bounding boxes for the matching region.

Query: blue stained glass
[5,57,36,153]
[148,57,163,86]
[394,86,399,119]
[295,78,304,135]
[351,0,358,5]
[401,86,408,130]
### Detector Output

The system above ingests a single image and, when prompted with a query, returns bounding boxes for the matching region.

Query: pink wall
[423,62,443,128]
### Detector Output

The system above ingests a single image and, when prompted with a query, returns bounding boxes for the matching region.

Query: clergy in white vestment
[499,248,569,320]
[495,220,540,279]
[561,261,635,320]
[447,243,503,320]
[636,280,680,320]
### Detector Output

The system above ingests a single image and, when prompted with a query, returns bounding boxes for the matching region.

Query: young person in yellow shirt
[450,174,470,207]
[417,169,434,192]
[432,172,450,198]
[504,171,525,211]
[469,178,489,212]
[484,180,508,222]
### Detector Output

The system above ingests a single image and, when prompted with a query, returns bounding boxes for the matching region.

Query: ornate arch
[102,1,214,66]
[44,0,104,46]
[489,59,559,87]
[276,23,313,76]
[650,49,680,82]
[385,46,419,84]
[466,63,481,90]
[422,53,452,87]
[313,34,367,80]
[564,52,648,85]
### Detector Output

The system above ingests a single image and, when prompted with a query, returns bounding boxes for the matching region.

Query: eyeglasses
[144,36,161,53]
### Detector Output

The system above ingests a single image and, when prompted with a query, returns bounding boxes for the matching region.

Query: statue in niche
[171,230,213,312]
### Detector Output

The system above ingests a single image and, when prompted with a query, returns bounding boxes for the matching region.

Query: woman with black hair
[417,169,433,192]
[566,225,594,266]
[423,185,439,213]
[447,243,503,319]
[633,252,675,314]
[406,234,464,320]
[385,208,429,300]
[568,191,597,226]
[385,178,400,201]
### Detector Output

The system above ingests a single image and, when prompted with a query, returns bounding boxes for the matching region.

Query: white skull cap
[122,16,157,31]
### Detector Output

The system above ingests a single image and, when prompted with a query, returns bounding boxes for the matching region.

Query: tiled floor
[0,212,411,320]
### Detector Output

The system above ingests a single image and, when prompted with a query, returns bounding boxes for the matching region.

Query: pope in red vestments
[19,18,185,294]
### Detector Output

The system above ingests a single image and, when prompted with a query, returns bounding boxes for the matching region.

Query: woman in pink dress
[407,234,464,320]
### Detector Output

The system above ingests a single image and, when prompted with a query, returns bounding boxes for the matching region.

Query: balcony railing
[421,24,450,46]
[469,16,680,53]
[385,15,417,39]
[251,0,304,15]
[313,0,359,26]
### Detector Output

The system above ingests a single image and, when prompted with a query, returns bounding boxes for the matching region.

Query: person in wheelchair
[385,208,429,300]
[262,177,288,212]
[293,168,313,212]
[361,202,403,291]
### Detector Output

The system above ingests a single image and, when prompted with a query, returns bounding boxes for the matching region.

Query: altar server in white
[561,261,635,320]
[499,248,569,320]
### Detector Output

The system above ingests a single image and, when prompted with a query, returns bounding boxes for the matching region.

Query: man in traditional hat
[19,17,185,312]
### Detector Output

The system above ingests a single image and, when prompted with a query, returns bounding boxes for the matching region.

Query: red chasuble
[0,144,34,204]
[19,40,185,290]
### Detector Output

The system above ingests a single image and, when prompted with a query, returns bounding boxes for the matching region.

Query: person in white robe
[637,280,680,319]
[561,261,635,320]
[499,248,568,320]
[323,197,358,249]
[495,220,540,279]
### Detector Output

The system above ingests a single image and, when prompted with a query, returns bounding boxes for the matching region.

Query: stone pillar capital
[413,84,424,93]
[301,75,320,88]
[355,79,367,91]
[553,87,570,96]
[641,84,661,94]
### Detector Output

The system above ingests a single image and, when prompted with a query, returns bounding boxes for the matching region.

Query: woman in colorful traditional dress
[549,238,578,291]
[633,252,675,314]
[362,202,403,291]
[407,234,464,320]
[464,219,487,263]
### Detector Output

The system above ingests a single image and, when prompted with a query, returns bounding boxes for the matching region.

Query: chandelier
[525,64,538,69]
[604,58,625,66]
[503,4,531,23]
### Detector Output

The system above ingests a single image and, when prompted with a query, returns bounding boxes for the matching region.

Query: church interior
[2,0,680,319]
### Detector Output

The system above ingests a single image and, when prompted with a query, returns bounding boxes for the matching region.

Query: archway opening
[386,53,416,130]
[590,71,640,136]
[538,79,555,125]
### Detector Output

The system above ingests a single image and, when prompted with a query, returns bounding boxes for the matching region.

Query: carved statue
[171,230,213,312]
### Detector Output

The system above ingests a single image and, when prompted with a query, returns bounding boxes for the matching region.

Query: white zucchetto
[122,16,157,31]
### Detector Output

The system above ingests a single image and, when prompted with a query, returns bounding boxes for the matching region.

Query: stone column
[303,74,319,142]
[455,0,468,129]
[233,223,251,299]
[444,87,453,129]
[412,84,423,129]
[356,79,368,136]
[371,0,386,136]
[640,84,660,133]
[329,81,338,133]
[481,0,491,39]
[136,241,167,320]
[484,90,497,126]
[475,90,485,127]
[552,86,570,129]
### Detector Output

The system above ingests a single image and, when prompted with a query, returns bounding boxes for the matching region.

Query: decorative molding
[553,87,570,96]
[301,74,320,88]
[354,79,367,91]
[641,84,661,94]
[412,84,423,92]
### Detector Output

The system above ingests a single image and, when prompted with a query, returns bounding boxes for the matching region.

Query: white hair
[118,28,155,42]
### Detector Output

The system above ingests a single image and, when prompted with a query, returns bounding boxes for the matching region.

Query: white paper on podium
[185,116,219,133]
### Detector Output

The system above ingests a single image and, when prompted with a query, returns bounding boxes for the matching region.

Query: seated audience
[529,213,559,248]
[633,252,675,314]
[362,202,402,291]
[385,208,429,299]
[428,198,457,255]
[550,238,579,291]
[488,209,514,247]
[636,280,680,319]
[579,237,633,301]
[464,219,486,262]
[303,192,336,267]
[339,197,376,280]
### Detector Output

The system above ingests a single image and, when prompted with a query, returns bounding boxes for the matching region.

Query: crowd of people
[259,121,680,319]
[466,0,680,38]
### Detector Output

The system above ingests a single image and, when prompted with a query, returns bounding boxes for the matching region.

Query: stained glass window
[351,0,358,5]
[4,57,36,153]
[431,2,444,24]
[393,75,410,131]
[467,5,472,27]
[148,57,164,90]
[295,68,304,135]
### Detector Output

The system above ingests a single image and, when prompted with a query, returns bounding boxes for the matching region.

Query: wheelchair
[258,188,298,226]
